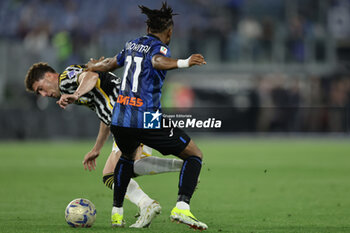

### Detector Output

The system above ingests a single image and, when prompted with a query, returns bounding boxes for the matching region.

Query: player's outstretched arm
[83,122,110,171]
[152,54,206,70]
[86,56,120,72]
[57,71,98,109]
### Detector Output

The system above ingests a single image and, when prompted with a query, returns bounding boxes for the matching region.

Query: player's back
[113,34,171,128]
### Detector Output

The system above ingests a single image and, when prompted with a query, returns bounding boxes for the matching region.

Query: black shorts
[110,126,191,156]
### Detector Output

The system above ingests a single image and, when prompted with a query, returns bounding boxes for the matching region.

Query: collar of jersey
[147,33,161,42]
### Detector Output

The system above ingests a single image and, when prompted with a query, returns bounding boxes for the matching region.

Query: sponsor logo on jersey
[117,94,143,107]
[160,46,168,55]
[144,110,161,129]
[68,70,77,79]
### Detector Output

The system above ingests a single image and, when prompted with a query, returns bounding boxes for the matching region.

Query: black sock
[103,173,114,190]
[178,156,202,204]
[113,156,134,207]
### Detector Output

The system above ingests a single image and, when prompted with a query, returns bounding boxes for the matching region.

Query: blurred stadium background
[1,1,350,232]
[0,0,350,138]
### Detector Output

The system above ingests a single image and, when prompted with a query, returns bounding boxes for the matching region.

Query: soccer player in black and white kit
[24,62,184,228]
[88,3,208,230]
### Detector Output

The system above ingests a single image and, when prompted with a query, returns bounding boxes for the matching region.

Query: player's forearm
[57,73,98,108]
[92,122,110,152]
[74,73,98,98]
[151,55,178,70]
[91,57,119,72]
[152,54,206,70]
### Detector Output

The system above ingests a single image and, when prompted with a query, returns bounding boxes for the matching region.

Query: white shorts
[112,141,152,158]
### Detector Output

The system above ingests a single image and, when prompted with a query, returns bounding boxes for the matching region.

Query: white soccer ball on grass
[65,198,96,227]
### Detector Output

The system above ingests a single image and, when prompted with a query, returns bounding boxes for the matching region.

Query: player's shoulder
[137,35,168,56]
[60,64,85,81]
[150,41,170,57]
[65,64,85,71]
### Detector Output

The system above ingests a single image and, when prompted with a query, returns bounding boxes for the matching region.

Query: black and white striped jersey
[58,65,121,125]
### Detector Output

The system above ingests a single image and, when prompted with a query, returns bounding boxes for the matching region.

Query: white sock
[112,206,123,215]
[176,201,190,210]
[134,157,183,175]
[125,178,153,208]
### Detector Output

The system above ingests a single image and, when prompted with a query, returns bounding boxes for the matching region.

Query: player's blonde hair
[24,62,56,92]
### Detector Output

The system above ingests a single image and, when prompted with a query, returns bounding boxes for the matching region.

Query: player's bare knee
[121,153,133,160]
[179,146,203,160]
[191,141,203,159]
[194,149,203,160]
[121,150,138,160]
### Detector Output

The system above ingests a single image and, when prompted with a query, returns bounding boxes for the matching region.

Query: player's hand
[56,94,79,109]
[82,150,100,171]
[86,56,105,71]
[189,54,206,67]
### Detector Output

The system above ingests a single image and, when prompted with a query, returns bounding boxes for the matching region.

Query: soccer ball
[65,198,96,227]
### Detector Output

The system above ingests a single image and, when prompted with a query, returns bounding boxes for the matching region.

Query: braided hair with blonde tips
[139,2,177,33]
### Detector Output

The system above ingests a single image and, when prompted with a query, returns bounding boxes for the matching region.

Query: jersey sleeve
[116,48,126,67]
[150,42,171,58]
[59,65,84,94]
[60,65,83,82]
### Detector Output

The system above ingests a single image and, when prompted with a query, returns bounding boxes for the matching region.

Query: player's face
[32,74,60,98]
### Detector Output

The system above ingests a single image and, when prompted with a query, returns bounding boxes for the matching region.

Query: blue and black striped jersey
[111,34,171,128]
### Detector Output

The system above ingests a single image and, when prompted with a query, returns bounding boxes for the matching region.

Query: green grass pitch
[0,138,350,233]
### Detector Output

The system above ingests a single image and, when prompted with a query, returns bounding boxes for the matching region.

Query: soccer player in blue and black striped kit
[88,2,207,230]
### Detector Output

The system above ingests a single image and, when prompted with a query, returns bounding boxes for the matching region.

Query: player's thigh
[110,125,140,159]
[140,127,191,156]
[102,142,144,175]
[134,145,144,160]
[103,149,121,175]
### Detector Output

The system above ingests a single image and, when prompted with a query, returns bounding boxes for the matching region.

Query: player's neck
[148,32,167,45]
[52,73,60,95]
[52,73,59,84]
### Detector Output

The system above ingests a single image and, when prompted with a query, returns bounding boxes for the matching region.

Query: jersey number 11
[121,55,143,93]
